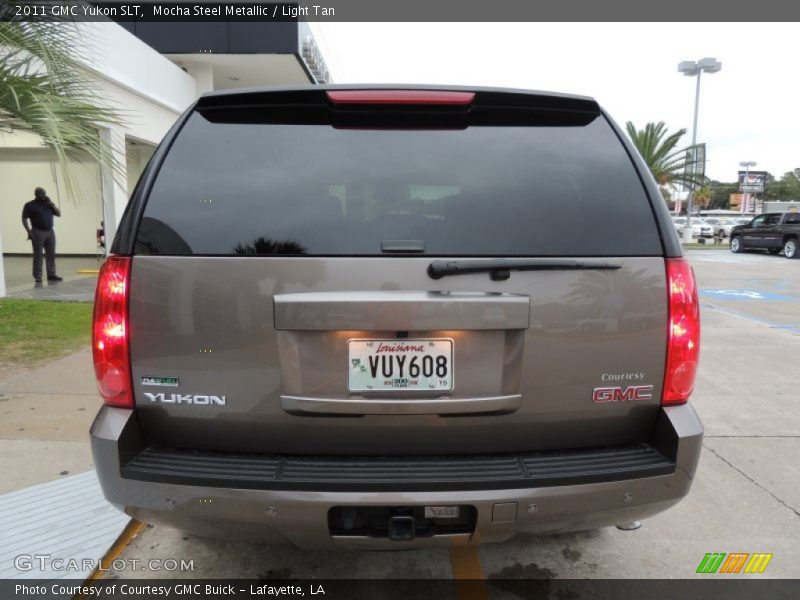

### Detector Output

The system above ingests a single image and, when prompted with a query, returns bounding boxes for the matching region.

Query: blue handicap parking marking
[701,289,794,301]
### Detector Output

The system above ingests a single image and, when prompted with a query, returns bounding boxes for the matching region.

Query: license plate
[347,339,454,392]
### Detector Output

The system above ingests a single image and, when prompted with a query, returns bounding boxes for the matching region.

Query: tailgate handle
[274,291,530,331]
[280,394,521,416]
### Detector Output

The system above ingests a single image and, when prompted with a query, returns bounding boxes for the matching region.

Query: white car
[673,217,713,239]
[672,217,687,236]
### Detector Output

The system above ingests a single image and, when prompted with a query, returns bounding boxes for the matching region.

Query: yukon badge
[592,385,653,403]
[144,392,226,406]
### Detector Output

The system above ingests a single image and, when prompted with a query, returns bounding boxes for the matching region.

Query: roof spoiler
[196,86,600,116]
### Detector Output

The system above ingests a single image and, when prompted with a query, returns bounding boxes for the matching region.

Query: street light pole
[691,70,701,152]
[678,57,722,244]
[685,71,702,233]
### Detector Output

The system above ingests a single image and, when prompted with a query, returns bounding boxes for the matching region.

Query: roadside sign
[684,144,706,185]
[738,171,767,193]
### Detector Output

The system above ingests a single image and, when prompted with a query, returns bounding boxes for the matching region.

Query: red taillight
[663,258,701,405]
[92,256,133,408]
[326,90,475,106]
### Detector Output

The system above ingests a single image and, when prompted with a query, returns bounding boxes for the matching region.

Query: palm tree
[0,20,124,192]
[625,121,705,198]
[693,185,712,209]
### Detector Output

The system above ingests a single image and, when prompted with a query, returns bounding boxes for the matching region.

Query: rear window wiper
[427,258,622,280]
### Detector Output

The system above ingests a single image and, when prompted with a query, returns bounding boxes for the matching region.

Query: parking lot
[107,249,799,580]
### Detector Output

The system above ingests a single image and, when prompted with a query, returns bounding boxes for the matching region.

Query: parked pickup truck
[729,212,800,258]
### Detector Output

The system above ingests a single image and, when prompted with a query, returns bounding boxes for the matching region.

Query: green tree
[693,184,712,209]
[765,170,800,200]
[706,180,738,209]
[0,19,124,193]
[625,121,705,200]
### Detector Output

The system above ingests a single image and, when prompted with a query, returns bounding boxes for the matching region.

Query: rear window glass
[136,111,661,256]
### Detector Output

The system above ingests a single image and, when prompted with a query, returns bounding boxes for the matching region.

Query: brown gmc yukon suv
[90,86,703,548]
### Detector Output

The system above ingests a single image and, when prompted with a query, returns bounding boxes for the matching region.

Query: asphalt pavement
[0,348,97,493]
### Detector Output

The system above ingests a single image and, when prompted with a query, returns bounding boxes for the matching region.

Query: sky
[311,22,799,183]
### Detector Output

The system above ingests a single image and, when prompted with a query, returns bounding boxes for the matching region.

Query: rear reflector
[662,258,700,405]
[326,90,475,106]
[92,256,133,409]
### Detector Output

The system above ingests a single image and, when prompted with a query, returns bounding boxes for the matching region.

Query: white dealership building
[0,19,333,274]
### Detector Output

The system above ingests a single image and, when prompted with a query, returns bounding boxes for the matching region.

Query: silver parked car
[701,218,726,237]
[703,217,746,238]
[90,86,702,548]
[724,218,752,237]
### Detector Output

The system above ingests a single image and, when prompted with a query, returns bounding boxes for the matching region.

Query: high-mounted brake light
[662,258,700,405]
[326,90,475,106]
[92,256,133,408]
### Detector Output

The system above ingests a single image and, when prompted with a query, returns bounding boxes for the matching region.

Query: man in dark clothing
[21,187,63,283]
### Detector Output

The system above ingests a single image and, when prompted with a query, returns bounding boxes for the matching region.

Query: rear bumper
[91,405,702,549]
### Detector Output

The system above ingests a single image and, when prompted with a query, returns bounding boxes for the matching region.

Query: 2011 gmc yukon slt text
[90,86,703,549]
